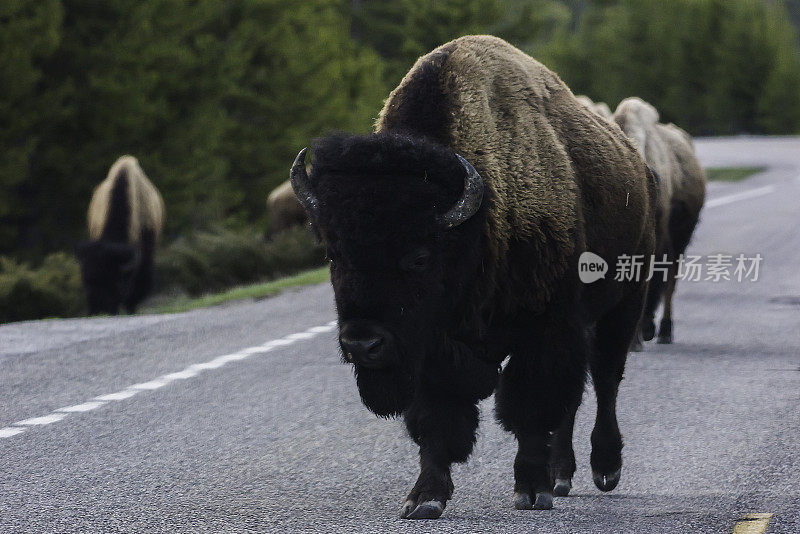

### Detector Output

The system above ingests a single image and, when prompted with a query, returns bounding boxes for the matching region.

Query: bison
[266,179,308,235]
[290,36,658,519]
[575,95,613,121]
[77,156,165,315]
[613,98,706,343]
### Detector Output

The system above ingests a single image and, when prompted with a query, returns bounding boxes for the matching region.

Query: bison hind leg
[590,287,645,492]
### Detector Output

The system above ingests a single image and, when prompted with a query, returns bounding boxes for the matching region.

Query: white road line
[161,369,201,380]
[130,378,173,390]
[55,401,106,413]
[705,185,776,208]
[94,390,140,402]
[308,325,336,333]
[15,413,68,426]
[241,346,274,355]
[1,322,335,439]
[286,332,316,340]
[265,338,295,347]
[0,427,26,438]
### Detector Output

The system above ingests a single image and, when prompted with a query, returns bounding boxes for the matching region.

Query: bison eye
[400,248,431,272]
[325,246,336,262]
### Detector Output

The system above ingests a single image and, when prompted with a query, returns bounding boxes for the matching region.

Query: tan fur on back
[613,98,676,226]
[613,98,706,236]
[377,36,655,310]
[267,179,296,207]
[87,155,165,244]
[657,123,706,214]
[576,95,613,120]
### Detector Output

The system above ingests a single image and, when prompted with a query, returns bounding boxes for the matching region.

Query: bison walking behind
[290,36,658,519]
[77,156,164,315]
[266,179,308,236]
[613,97,706,344]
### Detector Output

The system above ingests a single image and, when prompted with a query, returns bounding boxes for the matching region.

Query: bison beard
[289,36,657,519]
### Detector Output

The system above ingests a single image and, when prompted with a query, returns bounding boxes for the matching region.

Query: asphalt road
[2,137,799,533]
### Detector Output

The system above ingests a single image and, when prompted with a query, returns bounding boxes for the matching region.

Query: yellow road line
[732,513,773,534]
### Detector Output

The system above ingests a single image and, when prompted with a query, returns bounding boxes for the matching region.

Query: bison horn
[438,154,484,229]
[289,148,319,219]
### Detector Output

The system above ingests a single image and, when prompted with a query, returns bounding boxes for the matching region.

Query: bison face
[325,214,448,416]
[76,241,139,315]
[289,133,485,417]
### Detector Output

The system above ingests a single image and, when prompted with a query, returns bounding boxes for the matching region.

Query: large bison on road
[290,36,658,519]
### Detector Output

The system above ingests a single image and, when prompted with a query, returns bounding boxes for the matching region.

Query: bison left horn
[438,154,484,229]
[289,148,319,219]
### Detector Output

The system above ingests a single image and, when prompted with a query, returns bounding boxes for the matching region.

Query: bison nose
[340,334,386,368]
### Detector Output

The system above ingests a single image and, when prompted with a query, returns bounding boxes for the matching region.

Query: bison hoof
[553,478,572,497]
[534,492,554,509]
[592,468,621,492]
[641,321,656,341]
[514,491,553,510]
[513,492,532,510]
[400,500,444,520]
[656,333,672,344]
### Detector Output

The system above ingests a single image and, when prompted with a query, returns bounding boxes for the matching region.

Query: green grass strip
[156,266,329,314]
[705,166,765,182]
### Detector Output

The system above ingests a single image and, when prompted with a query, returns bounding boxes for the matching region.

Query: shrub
[0,252,85,323]
[156,226,325,297]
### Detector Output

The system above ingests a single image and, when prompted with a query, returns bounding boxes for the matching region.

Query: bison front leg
[400,397,480,519]
[495,316,587,510]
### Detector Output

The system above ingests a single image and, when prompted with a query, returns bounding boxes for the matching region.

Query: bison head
[76,241,139,315]
[290,133,486,416]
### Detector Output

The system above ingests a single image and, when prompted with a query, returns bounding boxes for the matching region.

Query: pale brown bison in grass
[266,179,307,236]
[77,156,165,315]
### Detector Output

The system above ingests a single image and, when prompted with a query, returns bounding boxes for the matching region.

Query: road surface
[1,137,799,533]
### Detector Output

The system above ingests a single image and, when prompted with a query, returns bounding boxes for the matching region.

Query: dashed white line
[705,185,776,208]
[130,378,173,390]
[16,414,68,426]
[286,332,316,341]
[0,427,26,438]
[265,338,295,347]
[161,369,201,380]
[94,390,140,402]
[55,401,106,413]
[1,322,336,439]
[308,325,336,333]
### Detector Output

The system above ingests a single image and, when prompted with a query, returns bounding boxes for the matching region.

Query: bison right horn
[438,154,484,229]
[289,148,319,219]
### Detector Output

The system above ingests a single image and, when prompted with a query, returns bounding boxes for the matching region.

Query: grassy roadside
[705,166,765,182]
[153,266,330,314]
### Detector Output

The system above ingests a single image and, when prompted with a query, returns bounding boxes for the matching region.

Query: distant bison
[575,95,613,120]
[266,179,307,235]
[613,97,706,343]
[290,36,658,519]
[77,156,165,315]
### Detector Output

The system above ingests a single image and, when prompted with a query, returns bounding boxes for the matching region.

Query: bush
[156,226,325,297]
[0,252,85,323]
